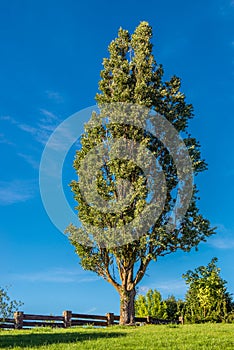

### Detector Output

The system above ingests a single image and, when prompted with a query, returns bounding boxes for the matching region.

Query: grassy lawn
[0,323,234,349]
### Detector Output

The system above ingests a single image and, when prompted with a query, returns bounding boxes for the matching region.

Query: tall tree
[66,22,214,325]
[183,258,233,323]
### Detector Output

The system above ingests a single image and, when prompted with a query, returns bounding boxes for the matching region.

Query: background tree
[135,289,167,319]
[66,21,214,325]
[0,286,23,321]
[183,258,233,323]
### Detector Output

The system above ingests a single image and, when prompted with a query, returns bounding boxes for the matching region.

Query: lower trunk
[119,288,136,325]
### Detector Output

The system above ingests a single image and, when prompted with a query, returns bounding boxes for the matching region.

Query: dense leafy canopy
[183,258,233,322]
[66,21,214,324]
[135,289,183,320]
[0,286,23,320]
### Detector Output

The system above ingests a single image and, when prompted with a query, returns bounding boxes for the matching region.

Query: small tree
[183,258,233,323]
[135,289,167,319]
[0,286,23,321]
[66,21,214,325]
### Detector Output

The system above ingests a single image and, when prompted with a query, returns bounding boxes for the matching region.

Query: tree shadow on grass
[0,329,126,348]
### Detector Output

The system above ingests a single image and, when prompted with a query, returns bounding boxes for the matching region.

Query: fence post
[146,316,153,324]
[106,313,114,326]
[179,316,184,325]
[14,311,24,329]
[63,310,72,328]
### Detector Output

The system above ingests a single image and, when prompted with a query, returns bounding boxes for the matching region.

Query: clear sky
[0,0,234,316]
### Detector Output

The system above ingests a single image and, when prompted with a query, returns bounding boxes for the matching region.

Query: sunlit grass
[0,323,234,349]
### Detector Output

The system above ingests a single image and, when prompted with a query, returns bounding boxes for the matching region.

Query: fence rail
[0,311,182,330]
[0,318,15,329]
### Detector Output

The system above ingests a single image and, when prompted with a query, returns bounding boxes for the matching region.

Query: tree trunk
[119,288,136,325]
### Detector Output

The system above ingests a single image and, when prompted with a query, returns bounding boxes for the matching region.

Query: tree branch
[102,249,121,291]
[133,257,151,287]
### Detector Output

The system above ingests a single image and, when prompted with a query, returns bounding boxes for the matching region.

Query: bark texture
[119,288,136,325]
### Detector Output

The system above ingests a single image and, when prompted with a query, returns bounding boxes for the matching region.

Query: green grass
[0,323,234,349]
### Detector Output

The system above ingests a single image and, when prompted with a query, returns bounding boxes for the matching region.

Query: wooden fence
[0,311,182,330]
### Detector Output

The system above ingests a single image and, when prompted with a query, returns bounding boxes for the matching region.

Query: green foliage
[1,324,234,349]
[135,289,184,320]
[0,286,23,320]
[182,258,233,323]
[226,310,234,323]
[135,289,167,319]
[164,295,185,320]
[66,21,214,323]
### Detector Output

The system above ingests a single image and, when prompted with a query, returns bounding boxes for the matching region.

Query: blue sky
[0,0,234,316]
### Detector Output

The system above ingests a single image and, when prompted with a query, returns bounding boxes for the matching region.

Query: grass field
[0,323,234,349]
